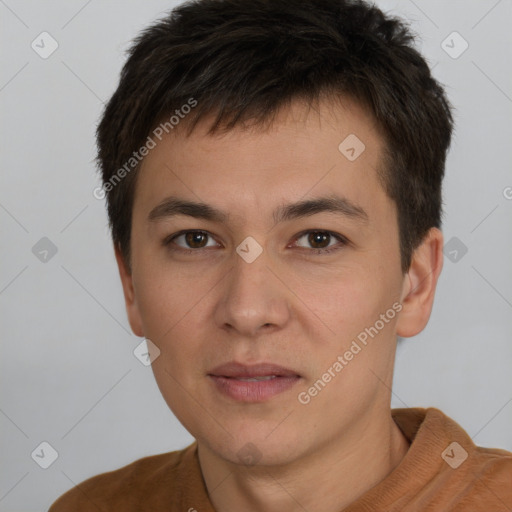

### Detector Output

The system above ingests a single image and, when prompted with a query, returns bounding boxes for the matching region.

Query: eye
[292,230,348,254]
[163,229,348,255]
[163,230,219,253]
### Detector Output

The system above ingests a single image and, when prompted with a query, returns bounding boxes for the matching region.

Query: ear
[114,244,144,337]
[396,227,444,338]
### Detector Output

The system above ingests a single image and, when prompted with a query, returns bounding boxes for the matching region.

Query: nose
[213,245,292,338]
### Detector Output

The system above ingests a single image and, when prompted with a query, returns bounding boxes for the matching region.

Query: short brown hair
[96,0,453,272]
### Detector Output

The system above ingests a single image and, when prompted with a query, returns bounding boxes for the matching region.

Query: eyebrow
[148,194,369,225]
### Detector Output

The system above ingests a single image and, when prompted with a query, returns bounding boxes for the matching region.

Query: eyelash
[162,229,349,255]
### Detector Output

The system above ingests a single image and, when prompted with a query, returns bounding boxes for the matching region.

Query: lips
[208,361,300,379]
[208,362,301,402]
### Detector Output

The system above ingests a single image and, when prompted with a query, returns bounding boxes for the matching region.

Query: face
[116,96,439,466]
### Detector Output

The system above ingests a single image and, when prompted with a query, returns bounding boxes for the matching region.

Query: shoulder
[396,407,512,508]
[48,443,196,511]
[449,444,512,509]
[470,443,512,482]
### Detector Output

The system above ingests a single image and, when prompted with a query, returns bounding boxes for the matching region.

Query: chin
[201,425,306,468]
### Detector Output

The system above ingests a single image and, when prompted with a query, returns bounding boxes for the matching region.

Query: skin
[115,96,444,511]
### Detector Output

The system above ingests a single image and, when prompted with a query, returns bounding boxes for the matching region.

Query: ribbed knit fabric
[49,408,512,511]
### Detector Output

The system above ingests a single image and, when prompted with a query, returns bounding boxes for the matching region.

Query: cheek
[302,262,401,369]
[133,254,213,340]
[132,261,221,389]
[308,269,383,336]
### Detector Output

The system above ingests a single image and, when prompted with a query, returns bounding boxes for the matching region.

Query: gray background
[1,0,511,510]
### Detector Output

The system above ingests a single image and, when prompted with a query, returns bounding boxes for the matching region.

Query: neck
[198,408,410,512]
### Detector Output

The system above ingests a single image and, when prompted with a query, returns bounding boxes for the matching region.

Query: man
[49,0,512,510]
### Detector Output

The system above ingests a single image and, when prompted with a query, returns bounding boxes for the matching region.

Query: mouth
[229,375,280,382]
[208,362,301,402]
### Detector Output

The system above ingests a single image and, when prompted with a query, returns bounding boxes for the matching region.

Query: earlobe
[396,228,444,338]
[114,244,144,337]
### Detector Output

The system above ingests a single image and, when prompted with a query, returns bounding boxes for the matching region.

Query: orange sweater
[49,408,512,511]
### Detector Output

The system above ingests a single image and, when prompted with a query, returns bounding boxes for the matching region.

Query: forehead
[133,96,390,226]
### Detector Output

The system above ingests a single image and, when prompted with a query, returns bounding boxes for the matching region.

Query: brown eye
[307,231,331,249]
[164,230,218,252]
[293,230,347,254]
[184,231,209,248]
